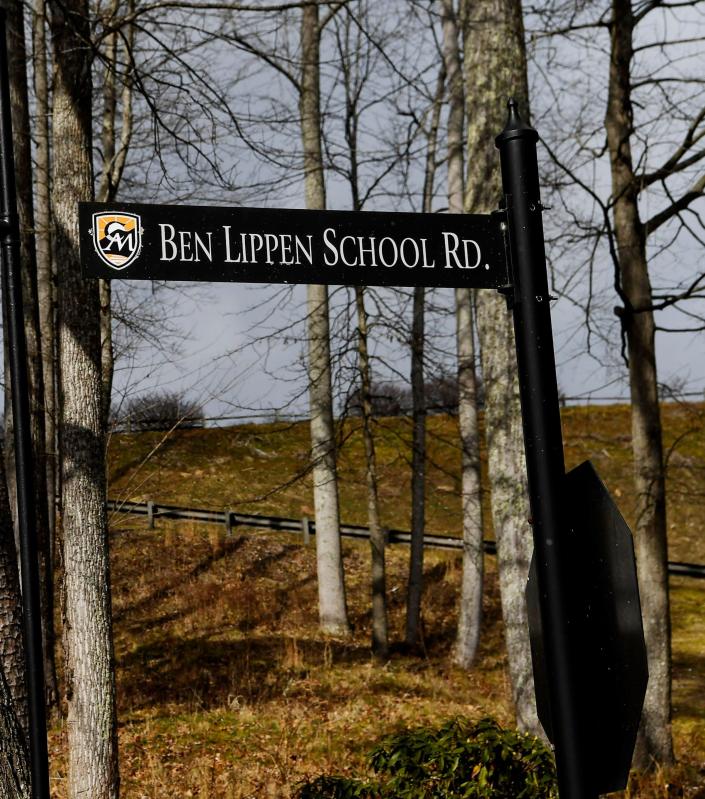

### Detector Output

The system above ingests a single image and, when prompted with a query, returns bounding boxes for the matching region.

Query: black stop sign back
[526,460,648,795]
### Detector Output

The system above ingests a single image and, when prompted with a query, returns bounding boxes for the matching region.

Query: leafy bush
[295,718,556,799]
[294,776,378,799]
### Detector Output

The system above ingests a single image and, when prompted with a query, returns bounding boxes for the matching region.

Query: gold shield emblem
[92,212,142,270]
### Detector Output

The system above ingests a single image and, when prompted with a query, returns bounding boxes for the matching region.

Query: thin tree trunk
[354,287,388,657]
[1,0,58,713]
[50,0,120,794]
[605,0,673,767]
[96,0,135,429]
[442,0,484,669]
[0,442,27,737]
[463,0,542,736]
[301,3,350,636]
[405,65,444,647]
[98,21,117,428]
[405,284,426,646]
[33,0,57,582]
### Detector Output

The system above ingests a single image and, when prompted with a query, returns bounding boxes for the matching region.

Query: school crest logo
[92,212,142,270]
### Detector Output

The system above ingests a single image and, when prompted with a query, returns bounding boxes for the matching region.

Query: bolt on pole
[0,10,50,799]
[496,99,595,799]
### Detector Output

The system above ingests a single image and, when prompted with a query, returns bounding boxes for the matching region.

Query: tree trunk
[442,0,484,669]
[99,279,113,426]
[354,287,388,657]
[405,284,426,646]
[98,23,116,427]
[0,425,28,796]
[1,0,58,713]
[405,65,444,647]
[0,665,30,799]
[33,0,57,579]
[0,441,27,738]
[301,3,350,636]
[463,0,541,735]
[50,0,120,795]
[96,0,135,429]
[604,0,673,767]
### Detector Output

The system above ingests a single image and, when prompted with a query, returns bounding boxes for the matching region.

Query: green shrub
[295,718,557,799]
[294,775,378,799]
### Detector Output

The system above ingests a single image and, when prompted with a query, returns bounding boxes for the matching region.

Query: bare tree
[50,0,120,794]
[441,0,485,668]
[301,2,351,635]
[405,63,445,647]
[603,0,673,765]
[354,287,388,656]
[463,0,541,735]
[94,0,137,433]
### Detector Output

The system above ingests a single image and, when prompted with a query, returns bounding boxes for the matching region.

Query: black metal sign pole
[0,11,50,799]
[496,100,595,799]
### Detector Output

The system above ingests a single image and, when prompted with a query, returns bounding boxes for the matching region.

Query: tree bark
[354,287,388,657]
[405,284,426,647]
[0,440,28,796]
[1,0,58,713]
[405,65,444,647]
[463,0,541,735]
[604,0,673,767]
[301,3,350,636]
[442,0,484,669]
[97,0,135,429]
[33,0,57,573]
[50,0,120,795]
[0,665,30,799]
[0,441,27,738]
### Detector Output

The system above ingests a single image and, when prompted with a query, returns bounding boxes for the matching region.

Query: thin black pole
[0,10,50,799]
[496,99,595,799]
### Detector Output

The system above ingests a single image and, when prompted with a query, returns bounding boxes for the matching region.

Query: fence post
[301,515,311,546]
[225,509,233,539]
[147,500,155,530]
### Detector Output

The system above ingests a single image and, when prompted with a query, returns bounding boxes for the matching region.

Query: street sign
[526,461,648,795]
[79,202,508,289]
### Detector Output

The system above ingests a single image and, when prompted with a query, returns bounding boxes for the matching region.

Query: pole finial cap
[495,97,538,147]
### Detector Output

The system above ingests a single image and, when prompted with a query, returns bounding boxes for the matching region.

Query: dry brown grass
[44,405,705,796]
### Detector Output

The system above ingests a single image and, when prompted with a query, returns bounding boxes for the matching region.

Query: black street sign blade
[526,460,648,795]
[78,202,508,289]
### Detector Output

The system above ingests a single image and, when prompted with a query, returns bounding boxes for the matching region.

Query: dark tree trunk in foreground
[605,0,673,767]
[0,665,30,799]
[355,287,388,657]
[51,0,120,794]
[0,0,58,712]
[0,443,27,738]
[300,3,350,636]
[463,0,541,736]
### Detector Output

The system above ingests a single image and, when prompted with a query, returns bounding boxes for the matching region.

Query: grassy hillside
[108,403,705,562]
[44,403,705,797]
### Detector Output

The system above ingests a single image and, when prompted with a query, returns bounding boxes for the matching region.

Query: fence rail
[106,498,705,581]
